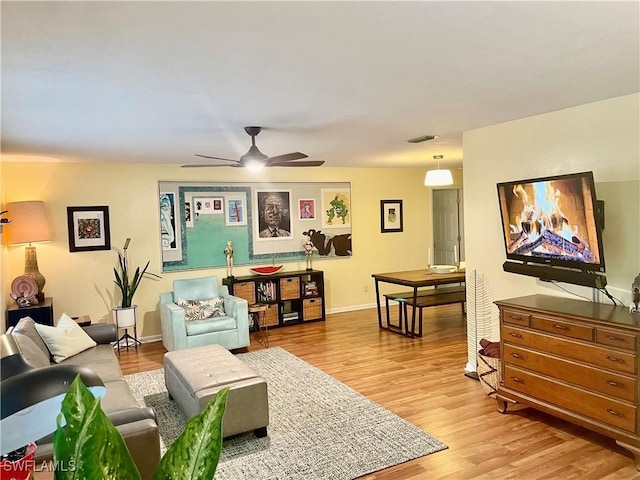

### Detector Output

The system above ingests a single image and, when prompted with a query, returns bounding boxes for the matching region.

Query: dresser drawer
[531,315,594,342]
[501,308,530,327]
[502,325,637,375]
[596,328,637,352]
[503,344,636,402]
[503,365,637,433]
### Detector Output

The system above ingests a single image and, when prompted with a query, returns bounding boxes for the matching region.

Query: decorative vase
[113,305,137,329]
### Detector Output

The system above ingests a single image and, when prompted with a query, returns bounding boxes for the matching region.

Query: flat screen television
[497,171,605,274]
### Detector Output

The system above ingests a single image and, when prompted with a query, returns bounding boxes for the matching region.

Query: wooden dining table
[371,269,466,338]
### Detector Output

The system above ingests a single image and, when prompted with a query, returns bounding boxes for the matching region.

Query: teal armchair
[159,275,250,351]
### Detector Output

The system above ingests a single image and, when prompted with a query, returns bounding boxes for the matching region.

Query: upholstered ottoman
[164,344,269,438]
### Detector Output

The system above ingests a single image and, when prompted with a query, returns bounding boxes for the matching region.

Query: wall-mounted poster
[158,181,351,272]
[194,197,224,215]
[298,199,316,220]
[256,190,292,239]
[160,193,177,250]
[225,194,247,226]
[321,189,351,228]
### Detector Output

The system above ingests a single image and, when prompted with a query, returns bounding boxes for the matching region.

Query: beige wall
[463,93,640,368]
[1,163,438,335]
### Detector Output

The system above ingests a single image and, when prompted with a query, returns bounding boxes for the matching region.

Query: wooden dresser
[495,294,640,469]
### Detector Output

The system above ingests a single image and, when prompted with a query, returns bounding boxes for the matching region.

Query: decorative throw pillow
[176,297,226,321]
[35,313,97,363]
[11,317,51,368]
[12,316,51,362]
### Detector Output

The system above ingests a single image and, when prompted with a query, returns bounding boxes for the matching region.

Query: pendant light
[424,155,453,186]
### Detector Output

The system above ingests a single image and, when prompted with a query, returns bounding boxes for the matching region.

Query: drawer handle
[508,315,522,321]
[606,409,625,418]
[510,353,524,359]
[510,376,524,384]
[509,332,522,338]
[553,324,569,330]
[606,355,624,364]
[607,380,624,388]
[605,334,624,342]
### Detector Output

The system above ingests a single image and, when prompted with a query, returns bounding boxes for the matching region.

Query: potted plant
[112,238,160,336]
[53,376,229,479]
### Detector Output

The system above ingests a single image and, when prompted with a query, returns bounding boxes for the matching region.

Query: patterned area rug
[125,347,447,479]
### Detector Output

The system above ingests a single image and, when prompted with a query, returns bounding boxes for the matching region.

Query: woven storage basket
[477,349,501,397]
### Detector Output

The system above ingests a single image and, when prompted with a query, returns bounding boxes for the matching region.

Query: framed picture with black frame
[67,206,111,252]
[380,200,403,233]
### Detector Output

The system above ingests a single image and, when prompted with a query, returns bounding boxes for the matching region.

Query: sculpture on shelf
[303,233,316,270]
[224,240,234,278]
[630,273,640,314]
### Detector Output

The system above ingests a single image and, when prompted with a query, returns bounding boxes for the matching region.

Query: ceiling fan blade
[194,154,238,162]
[270,160,325,167]
[181,163,238,168]
[266,152,308,163]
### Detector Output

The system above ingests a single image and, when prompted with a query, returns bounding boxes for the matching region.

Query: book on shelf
[257,281,275,302]
[304,281,318,296]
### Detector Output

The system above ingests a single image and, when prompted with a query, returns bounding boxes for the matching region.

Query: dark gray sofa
[10,316,161,480]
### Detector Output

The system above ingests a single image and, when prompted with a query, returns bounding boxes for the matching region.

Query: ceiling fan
[183,126,324,170]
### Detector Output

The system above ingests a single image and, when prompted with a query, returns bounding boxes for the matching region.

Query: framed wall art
[380,200,403,233]
[298,199,316,220]
[158,181,352,272]
[67,206,111,252]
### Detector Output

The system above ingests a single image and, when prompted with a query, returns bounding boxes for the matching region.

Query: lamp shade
[424,169,454,186]
[0,364,106,455]
[6,201,51,245]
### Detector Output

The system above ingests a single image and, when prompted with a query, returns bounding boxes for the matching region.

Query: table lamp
[6,201,51,302]
[0,333,106,457]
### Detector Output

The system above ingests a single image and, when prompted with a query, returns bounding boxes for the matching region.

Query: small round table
[248,303,269,348]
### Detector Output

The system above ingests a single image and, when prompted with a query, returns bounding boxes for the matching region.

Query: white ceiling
[2,1,638,170]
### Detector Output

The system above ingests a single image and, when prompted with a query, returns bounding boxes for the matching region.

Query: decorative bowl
[250,265,284,276]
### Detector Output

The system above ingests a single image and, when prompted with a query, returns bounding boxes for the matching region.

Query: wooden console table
[495,294,640,470]
[371,269,465,338]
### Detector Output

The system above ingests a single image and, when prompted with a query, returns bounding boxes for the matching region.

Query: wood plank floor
[117,306,640,479]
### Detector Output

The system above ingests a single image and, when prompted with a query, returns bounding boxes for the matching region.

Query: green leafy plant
[53,376,229,480]
[113,251,151,308]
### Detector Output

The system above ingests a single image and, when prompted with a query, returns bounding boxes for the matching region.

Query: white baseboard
[138,333,163,344]
[137,303,382,344]
[327,303,377,314]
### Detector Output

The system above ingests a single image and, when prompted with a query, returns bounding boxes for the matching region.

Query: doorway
[432,188,464,266]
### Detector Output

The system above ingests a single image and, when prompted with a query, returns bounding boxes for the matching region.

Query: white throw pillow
[35,313,97,363]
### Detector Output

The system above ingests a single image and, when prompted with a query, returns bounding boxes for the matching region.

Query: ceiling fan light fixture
[245,160,264,172]
[240,145,268,163]
[424,155,453,186]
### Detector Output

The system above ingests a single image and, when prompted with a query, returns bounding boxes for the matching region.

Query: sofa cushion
[12,316,51,365]
[35,313,97,363]
[173,276,219,302]
[99,379,143,415]
[61,344,123,383]
[185,315,237,335]
[177,296,225,321]
[11,319,50,368]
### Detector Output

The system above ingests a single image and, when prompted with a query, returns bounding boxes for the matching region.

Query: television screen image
[497,171,604,272]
